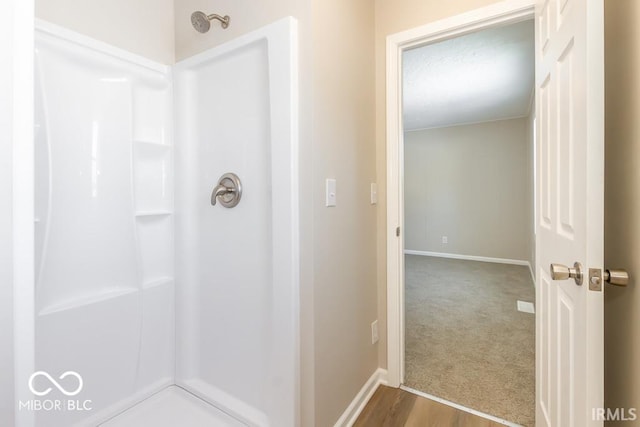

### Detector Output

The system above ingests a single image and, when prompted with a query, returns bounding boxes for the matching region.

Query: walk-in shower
[30,16,298,427]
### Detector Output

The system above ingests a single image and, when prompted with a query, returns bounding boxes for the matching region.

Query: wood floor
[353,386,505,427]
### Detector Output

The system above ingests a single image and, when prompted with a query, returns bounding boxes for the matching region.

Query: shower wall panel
[174,18,298,427]
[34,22,174,426]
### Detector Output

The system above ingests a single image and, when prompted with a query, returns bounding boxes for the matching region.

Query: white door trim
[385,0,535,388]
[7,0,35,426]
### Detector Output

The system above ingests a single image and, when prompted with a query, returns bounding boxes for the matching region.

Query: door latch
[588,268,602,291]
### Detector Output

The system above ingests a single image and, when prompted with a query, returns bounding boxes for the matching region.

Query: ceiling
[402,20,534,131]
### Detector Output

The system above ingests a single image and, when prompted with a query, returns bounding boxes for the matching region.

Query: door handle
[551,263,629,289]
[604,269,629,287]
[587,268,629,291]
[550,262,583,286]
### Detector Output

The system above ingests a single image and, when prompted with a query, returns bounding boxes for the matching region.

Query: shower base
[100,386,245,427]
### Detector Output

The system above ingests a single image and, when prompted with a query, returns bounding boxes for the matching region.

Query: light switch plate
[326,179,336,207]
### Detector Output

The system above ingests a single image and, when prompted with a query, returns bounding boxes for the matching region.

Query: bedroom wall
[404,118,532,262]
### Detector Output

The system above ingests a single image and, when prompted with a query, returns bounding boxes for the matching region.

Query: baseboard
[334,368,388,427]
[404,249,531,267]
[406,249,537,292]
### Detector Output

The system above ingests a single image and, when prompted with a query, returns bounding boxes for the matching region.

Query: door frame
[3,0,35,426]
[385,0,536,388]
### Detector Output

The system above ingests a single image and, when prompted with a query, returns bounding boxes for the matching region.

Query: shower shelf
[135,210,173,217]
[142,277,173,290]
[134,140,173,149]
[38,287,138,317]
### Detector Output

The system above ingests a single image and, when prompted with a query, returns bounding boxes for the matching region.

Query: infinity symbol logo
[28,371,83,396]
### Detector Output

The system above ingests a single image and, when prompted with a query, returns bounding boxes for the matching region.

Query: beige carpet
[404,255,535,427]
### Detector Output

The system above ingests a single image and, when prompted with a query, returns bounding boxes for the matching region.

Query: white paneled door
[535,0,604,425]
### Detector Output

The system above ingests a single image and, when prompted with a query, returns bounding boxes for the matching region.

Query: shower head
[191,11,210,33]
[191,11,230,33]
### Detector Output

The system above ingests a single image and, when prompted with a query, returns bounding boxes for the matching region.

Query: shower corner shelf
[38,287,139,317]
[142,277,174,290]
[135,210,173,218]
[134,139,173,149]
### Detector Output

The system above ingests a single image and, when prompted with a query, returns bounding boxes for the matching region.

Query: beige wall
[404,118,532,262]
[35,0,175,64]
[310,0,378,424]
[374,0,512,368]
[604,0,640,423]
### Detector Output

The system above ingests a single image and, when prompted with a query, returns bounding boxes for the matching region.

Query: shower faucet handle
[211,173,242,208]
[211,183,233,201]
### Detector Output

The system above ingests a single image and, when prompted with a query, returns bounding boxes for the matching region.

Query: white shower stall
[30,16,298,427]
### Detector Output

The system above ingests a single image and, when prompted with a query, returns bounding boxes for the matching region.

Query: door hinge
[396,226,400,237]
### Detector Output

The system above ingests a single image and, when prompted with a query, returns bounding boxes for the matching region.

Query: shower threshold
[100,385,245,427]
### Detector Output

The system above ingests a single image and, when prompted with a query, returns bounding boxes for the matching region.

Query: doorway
[402,20,535,426]
[385,2,537,427]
